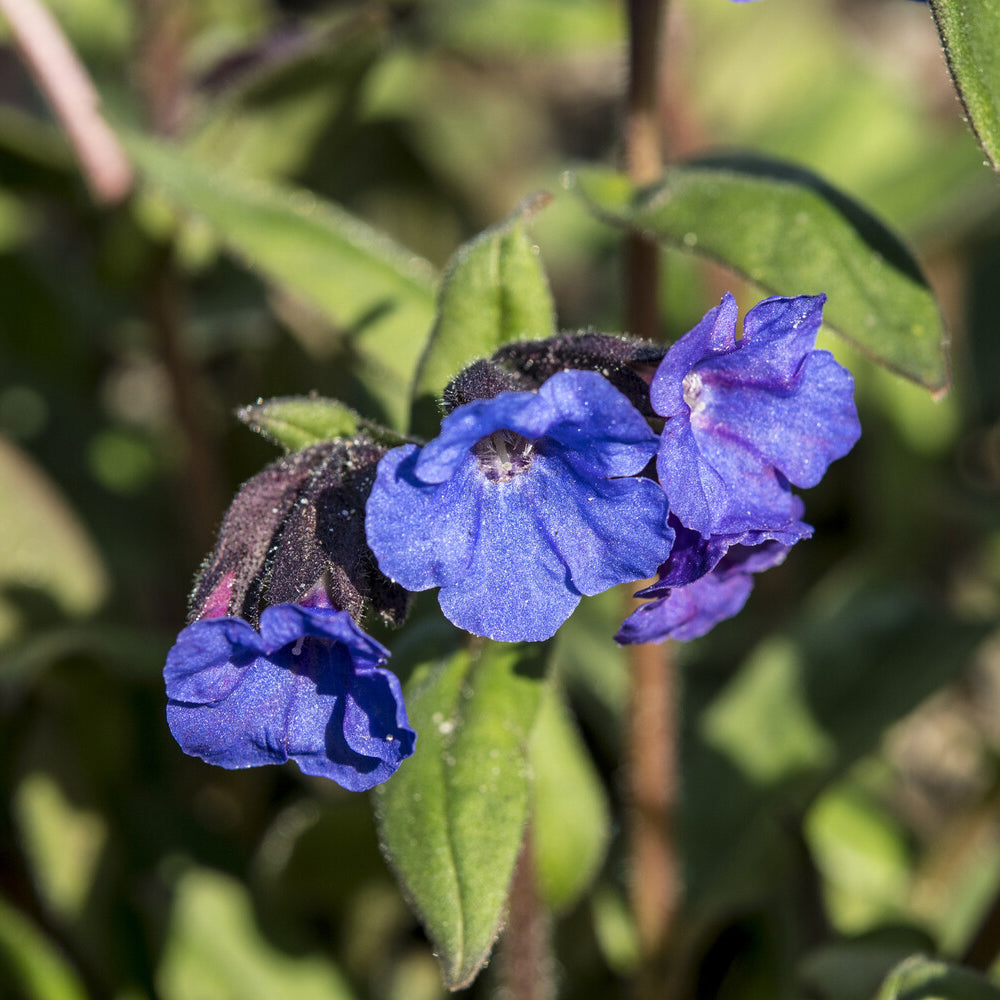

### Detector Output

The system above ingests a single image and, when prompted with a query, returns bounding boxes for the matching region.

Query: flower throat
[473,429,536,482]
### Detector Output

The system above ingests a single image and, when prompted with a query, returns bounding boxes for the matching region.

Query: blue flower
[365,370,674,642]
[616,518,795,644]
[164,603,415,791]
[653,293,860,538]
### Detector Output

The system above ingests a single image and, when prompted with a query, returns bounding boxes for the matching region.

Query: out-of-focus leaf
[236,395,408,452]
[571,160,948,393]
[799,929,938,1000]
[189,11,384,182]
[805,780,910,933]
[530,685,610,912]
[129,138,436,430]
[374,641,549,990]
[0,895,87,1000]
[930,0,1000,175]
[157,868,357,1000]
[683,581,988,917]
[875,954,1000,1000]
[429,0,623,54]
[410,195,555,436]
[13,772,106,922]
[0,437,108,644]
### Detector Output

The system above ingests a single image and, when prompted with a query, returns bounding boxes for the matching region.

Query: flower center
[473,429,536,482]
[682,370,707,417]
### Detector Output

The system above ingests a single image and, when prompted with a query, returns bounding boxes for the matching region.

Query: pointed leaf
[374,640,549,990]
[410,194,556,437]
[875,955,1000,1000]
[128,138,437,430]
[930,0,1000,175]
[236,395,409,452]
[0,896,88,1000]
[157,868,357,1000]
[571,160,948,393]
[530,685,610,912]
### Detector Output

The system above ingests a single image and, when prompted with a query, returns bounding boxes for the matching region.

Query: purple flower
[616,518,795,644]
[164,602,415,791]
[365,370,673,642]
[653,293,859,538]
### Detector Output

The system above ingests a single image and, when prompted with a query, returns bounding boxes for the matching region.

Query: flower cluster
[164,292,859,789]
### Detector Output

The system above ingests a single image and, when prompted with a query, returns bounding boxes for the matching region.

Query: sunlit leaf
[930,0,1000,175]
[374,640,549,990]
[13,773,106,922]
[410,194,555,436]
[875,954,1000,1000]
[129,138,437,430]
[571,160,948,392]
[530,685,610,912]
[0,895,87,1000]
[236,395,408,452]
[0,437,108,644]
[157,868,357,1000]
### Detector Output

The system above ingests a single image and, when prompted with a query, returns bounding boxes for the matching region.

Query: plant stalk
[623,1,680,997]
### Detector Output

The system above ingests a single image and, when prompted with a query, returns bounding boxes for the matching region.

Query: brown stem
[500,829,554,1000]
[132,0,222,556]
[0,0,133,203]
[147,243,224,554]
[626,639,680,997]
[623,1,678,997]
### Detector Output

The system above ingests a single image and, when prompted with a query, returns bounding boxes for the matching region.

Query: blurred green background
[2,0,1000,997]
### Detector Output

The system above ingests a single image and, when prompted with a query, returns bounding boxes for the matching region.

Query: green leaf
[410,194,556,437]
[128,138,437,430]
[236,395,408,452]
[0,895,88,1000]
[0,437,108,645]
[930,0,1000,175]
[13,772,106,922]
[530,685,610,912]
[571,160,948,393]
[875,954,1000,1000]
[157,868,357,1000]
[374,640,550,990]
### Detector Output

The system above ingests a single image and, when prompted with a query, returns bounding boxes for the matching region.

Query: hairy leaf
[931,0,1000,175]
[572,160,948,393]
[374,640,549,989]
[410,194,555,437]
[236,396,408,452]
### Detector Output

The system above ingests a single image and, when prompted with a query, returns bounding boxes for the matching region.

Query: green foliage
[572,161,949,392]
[410,195,556,437]
[875,955,1000,1000]
[236,396,408,452]
[931,0,1000,175]
[157,868,357,1000]
[529,684,610,912]
[129,138,437,430]
[1,0,1000,998]
[374,641,549,989]
[0,896,88,1000]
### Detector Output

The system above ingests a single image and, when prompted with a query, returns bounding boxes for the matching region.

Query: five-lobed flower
[365,369,674,642]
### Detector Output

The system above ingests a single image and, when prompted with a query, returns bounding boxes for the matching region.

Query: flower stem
[499,827,554,1000]
[623,1,680,997]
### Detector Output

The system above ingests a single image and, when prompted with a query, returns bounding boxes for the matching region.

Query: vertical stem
[623,1,679,997]
[500,828,554,1000]
[132,0,222,556]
